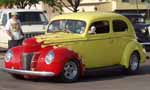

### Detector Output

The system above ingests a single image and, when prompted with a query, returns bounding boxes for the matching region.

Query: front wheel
[59,60,80,83]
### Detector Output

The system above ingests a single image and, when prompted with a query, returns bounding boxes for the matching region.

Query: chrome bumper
[141,42,150,45]
[0,68,55,77]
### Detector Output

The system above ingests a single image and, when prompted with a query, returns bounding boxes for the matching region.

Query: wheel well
[132,50,140,60]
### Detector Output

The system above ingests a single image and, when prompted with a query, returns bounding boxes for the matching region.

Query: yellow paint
[35,12,146,69]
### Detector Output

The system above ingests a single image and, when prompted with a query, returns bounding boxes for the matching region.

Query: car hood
[133,23,149,30]
[35,32,86,45]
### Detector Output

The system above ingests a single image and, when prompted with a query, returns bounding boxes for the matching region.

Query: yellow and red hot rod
[2,12,146,82]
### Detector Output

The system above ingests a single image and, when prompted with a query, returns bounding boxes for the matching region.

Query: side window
[89,21,109,34]
[2,14,7,26]
[113,20,128,32]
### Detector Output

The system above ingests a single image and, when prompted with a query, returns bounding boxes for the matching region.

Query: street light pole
[146,3,150,20]
[136,0,139,14]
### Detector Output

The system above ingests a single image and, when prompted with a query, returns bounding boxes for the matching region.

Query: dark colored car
[121,13,150,51]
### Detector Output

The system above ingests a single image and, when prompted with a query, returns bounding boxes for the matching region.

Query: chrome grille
[22,53,33,70]
[24,32,44,38]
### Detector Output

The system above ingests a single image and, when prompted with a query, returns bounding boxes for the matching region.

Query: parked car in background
[2,12,146,82]
[0,9,48,49]
[121,13,150,51]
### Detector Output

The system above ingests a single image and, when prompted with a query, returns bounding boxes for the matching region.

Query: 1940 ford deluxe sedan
[2,12,146,82]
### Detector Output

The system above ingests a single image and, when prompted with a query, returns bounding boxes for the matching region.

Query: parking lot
[0,52,150,90]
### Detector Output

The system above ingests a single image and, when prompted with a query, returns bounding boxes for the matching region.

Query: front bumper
[141,42,150,52]
[1,68,55,77]
[141,42,150,45]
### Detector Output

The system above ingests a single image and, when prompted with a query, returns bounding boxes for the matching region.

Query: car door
[83,20,115,68]
[111,19,130,64]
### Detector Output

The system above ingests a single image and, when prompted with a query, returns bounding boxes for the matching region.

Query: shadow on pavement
[23,64,150,83]
[139,65,150,75]
[1,51,150,83]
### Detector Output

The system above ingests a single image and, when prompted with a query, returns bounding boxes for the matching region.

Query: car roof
[0,9,44,13]
[51,12,125,22]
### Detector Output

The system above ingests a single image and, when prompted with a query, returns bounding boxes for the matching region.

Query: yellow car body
[36,12,146,69]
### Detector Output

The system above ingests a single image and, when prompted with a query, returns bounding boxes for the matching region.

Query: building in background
[33,0,150,21]
[98,0,147,14]
[1,0,149,20]
[62,0,149,18]
[63,0,108,12]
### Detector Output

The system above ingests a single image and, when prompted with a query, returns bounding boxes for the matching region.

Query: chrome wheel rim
[130,54,139,71]
[64,61,78,80]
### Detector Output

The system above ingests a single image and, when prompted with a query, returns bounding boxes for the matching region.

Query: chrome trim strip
[141,43,150,45]
[1,68,55,77]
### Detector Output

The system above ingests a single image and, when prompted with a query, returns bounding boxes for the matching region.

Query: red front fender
[5,46,23,69]
[36,47,85,76]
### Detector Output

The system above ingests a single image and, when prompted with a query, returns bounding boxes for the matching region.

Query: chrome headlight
[5,50,13,62]
[142,29,146,33]
[45,51,55,64]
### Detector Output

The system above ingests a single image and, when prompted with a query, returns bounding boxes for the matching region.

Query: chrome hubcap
[64,61,78,80]
[130,54,139,71]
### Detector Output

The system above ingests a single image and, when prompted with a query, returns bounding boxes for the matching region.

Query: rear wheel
[59,60,80,83]
[125,52,140,74]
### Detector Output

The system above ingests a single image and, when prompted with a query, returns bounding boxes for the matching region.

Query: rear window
[113,20,128,32]
[9,12,48,25]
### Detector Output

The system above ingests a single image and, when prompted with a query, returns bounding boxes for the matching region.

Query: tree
[0,0,14,8]
[146,0,150,3]
[15,0,39,9]
[60,0,81,12]
[0,0,39,9]
[42,0,81,13]
[42,0,63,13]
[0,0,81,13]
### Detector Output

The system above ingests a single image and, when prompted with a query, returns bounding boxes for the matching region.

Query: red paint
[22,38,42,53]
[36,47,84,76]
[5,46,23,69]
[4,41,85,78]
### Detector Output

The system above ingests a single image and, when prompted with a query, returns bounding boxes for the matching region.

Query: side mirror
[88,26,96,34]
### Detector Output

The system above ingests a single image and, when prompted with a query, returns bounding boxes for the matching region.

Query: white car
[0,9,48,49]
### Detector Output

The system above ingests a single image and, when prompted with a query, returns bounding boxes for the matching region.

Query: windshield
[47,20,86,34]
[10,12,48,25]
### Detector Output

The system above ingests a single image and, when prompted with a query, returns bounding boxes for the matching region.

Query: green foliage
[146,0,150,3]
[0,0,39,8]
[42,0,81,13]
[0,0,81,13]
[0,0,15,8]
[42,0,63,13]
